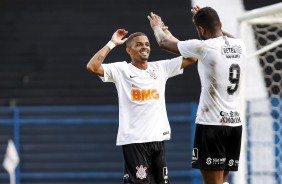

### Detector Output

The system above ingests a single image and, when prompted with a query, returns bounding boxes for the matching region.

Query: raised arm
[86,29,128,76]
[148,12,198,68]
[147,12,180,55]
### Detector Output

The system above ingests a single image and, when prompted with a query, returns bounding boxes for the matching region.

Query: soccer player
[148,5,246,184]
[86,29,196,184]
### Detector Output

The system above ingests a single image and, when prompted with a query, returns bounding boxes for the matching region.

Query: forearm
[153,26,170,46]
[152,27,180,55]
[163,29,179,42]
[86,41,115,76]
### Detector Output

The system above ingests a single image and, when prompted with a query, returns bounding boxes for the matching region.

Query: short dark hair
[193,7,222,33]
[126,32,147,48]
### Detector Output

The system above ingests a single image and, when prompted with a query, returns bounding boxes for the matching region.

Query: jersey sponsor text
[131,89,159,101]
[220,110,241,124]
[221,45,242,59]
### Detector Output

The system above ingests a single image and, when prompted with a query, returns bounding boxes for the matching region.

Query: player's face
[127,35,150,63]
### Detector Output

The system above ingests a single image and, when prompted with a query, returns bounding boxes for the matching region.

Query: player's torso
[116,62,165,103]
[197,37,245,126]
[114,62,171,145]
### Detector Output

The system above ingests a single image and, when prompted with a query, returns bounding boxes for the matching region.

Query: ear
[126,47,131,55]
[198,26,205,35]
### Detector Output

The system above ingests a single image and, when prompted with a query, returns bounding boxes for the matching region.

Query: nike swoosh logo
[130,75,137,78]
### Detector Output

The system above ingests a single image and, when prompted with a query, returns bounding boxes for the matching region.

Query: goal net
[238,3,282,184]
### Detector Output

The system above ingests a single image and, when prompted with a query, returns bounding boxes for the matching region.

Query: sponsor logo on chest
[131,88,160,101]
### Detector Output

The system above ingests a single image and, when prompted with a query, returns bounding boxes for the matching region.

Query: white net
[253,23,282,183]
[239,3,282,184]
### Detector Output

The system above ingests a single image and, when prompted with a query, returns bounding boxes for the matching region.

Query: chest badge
[147,69,157,79]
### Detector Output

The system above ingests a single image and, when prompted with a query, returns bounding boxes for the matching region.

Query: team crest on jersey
[146,69,157,79]
[136,165,147,180]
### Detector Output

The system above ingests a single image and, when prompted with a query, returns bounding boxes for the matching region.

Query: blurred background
[0,0,281,184]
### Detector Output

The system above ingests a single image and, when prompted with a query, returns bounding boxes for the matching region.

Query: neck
[212,30,224,38]
[131,61,148,70]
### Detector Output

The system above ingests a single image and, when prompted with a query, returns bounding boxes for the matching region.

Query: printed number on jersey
[227,64,240,95]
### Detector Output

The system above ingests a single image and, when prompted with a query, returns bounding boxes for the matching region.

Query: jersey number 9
[227,64,240,95]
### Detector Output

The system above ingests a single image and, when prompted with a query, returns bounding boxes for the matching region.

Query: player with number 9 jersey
[178,36,246,127]
[148,5,247,184]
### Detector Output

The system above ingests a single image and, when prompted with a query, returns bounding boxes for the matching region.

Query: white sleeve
[157,56,183,79]
[177,39,207,60]
[99,63,120,83]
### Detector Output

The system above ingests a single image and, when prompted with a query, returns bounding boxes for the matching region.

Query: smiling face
[126,35,151,64]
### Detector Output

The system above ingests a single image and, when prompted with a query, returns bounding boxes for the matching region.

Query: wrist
[106,40,116,50]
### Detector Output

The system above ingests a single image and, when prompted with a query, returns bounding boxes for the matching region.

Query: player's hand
[147,12,168,31]
[191,5,201,23]
[111,29,128,46]
[191,5,201,16]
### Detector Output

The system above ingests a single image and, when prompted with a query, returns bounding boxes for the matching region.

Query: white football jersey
[178,36,246,126]
[100,56,183,145]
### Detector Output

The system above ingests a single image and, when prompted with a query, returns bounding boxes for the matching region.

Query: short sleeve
[156,56,183,79]
[178,39,207,60]
[99,62,126,83]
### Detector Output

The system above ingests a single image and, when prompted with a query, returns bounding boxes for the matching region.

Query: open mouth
[140,50,149,56]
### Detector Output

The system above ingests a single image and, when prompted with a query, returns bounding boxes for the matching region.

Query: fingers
[191,5,201,15]
[116,29,126,33]
[148,12,159,22]
[113,29,128,39]
[112,29,128,45]
[148,12,161,20]
[121,37,128,44]
[116,29,128,36]
[162,26,168,31]
[148,12,168,31]
[191,6,197,14]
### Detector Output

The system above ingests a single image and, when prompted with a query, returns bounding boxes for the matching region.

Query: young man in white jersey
[148,5,246,184]
[86,29,197,184]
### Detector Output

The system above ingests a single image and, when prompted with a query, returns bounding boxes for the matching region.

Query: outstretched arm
[86,29,128,76]
[147,12,180,55]
[148,12,198,68]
